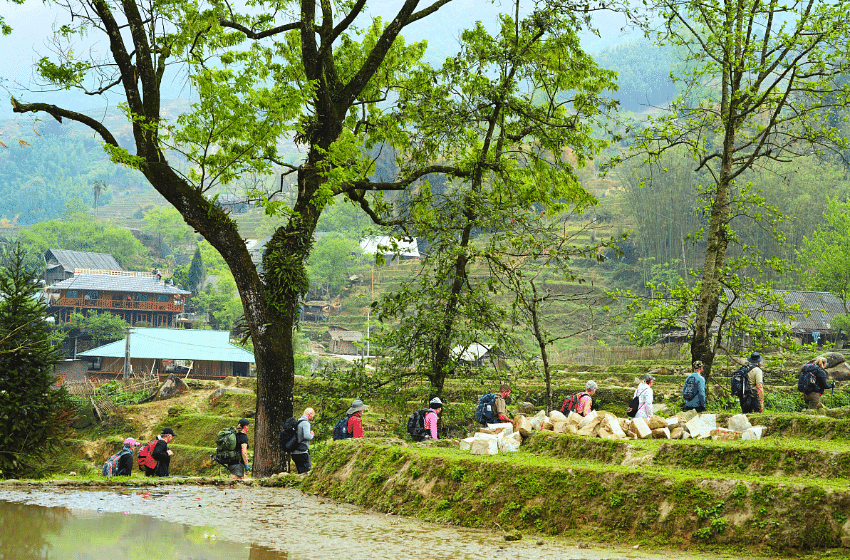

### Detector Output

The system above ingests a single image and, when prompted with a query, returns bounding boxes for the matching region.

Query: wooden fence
[64,373,160,419]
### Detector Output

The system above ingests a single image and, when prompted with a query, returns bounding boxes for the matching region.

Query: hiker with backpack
[230,418,252,479]
[632,374,655,418]
[738,353,765,413]
[560,381,597,417]
[145,427,176,477]
[798,357,835,410]
[423,397,442,439]
[682,361,707,413]
[332,400,368,440]
[103,437,138,477]
[290,408,315,474]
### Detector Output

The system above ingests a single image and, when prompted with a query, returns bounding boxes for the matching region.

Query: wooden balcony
[54,297,185,313]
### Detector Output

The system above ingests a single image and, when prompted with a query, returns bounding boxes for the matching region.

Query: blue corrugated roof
[78,328,254,362]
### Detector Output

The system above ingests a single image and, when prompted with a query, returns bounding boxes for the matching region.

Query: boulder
[742,426,766,441]
[460,437,475,451]
[727,414,752,433]
[670,426,684,440]
[647,415,668,430]
[486,422,514,435]
[563,423,579,435]
[577,424,597,437]
[473,432,499,440]
[541,418,554,431]
[601,415,627,439]
[514,415,533,437]
[549,410,567,423]
[578,410,599,430]
[652,427,671,439]
[530,410,546,431]
[470,438,499,455]
[677,409,698,423]
[498,432,522,452]
[666,417,680,428]
[681,429,691,439]
[698,414,717,436]
[159,374,188,400]
[684,416,701,437]
[630,417,652,439]
[710,428,742,441]
[552,420,568,434]
[828,361,850,382]
[566,411,583,426]
[518,401,536,414]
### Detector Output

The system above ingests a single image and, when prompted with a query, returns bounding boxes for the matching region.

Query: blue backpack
[332,415,353,440]
[682,375,699,401]
[475,393,498,425]
[102,449,131,477]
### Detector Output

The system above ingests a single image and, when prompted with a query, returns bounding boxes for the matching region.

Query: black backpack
[797,364,819,394]
[561,392,588,415]
[730,364,754,398]
[279,418,305,453]
[406,409,430,441]
[474,393,498,425]
[332,415,353,441]
[682,375,699,401]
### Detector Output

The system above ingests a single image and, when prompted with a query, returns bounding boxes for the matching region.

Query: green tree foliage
[193,275,242,331]
[186,246,206,294]
[800,197,850,312]
[615,0,850,379]
[306,234,363,298]
[65,310,128,346]
[374,9,617,396]
[0,245,71,479]
[142,205,195,249]
[16,202,148,270]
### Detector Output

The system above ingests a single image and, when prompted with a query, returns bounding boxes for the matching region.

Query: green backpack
[215,426,240,465]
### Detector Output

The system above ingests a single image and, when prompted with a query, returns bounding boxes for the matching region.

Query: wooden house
[44,249,123,286]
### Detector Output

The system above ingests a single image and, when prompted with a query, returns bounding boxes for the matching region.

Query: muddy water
[0,486,753,560]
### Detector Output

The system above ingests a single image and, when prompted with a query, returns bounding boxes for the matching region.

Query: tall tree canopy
[615,0,850,378]
[12,0,619,476]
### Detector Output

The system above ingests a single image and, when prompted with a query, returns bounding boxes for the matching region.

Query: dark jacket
[116,447,134,476]
[800,363,833,394]
[151,437,171,476]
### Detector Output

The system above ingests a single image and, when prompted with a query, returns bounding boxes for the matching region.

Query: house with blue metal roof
[78,328,254,378]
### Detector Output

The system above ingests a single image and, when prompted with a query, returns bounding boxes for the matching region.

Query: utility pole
[123,326,131,383]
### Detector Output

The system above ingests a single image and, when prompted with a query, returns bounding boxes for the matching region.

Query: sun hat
[345,400,369,415]
[747,352,762,364]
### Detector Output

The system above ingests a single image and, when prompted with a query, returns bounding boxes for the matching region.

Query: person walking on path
[291,408,315,474]
[147,428,175,477]
[424,397,442,439]
[682,361,707,413]
[634,374,655,419]
[228,418,251,479]
[799,357,835,410]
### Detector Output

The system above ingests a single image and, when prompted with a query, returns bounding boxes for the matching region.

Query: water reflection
[0,499,287,560]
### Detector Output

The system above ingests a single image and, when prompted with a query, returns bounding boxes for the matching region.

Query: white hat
[429,397,443,408]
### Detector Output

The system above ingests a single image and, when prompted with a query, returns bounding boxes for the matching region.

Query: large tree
[617,0,850,379]
[12,0,614,476]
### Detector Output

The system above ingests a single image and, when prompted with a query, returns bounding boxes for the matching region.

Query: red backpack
[137,439,158,471]
[561,392,589,415]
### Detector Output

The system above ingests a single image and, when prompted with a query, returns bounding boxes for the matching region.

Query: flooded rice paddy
[0,485,757,560]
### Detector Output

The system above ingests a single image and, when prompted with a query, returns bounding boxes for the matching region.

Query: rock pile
[460,409,769,451]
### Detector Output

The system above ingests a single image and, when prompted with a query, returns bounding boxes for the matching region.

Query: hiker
[291,408,315,474]
[799,357,835,410]
[741,352,765,413]
[579,381,597,416]
[147,427,175,477]
[494,384,511,422]
[633,374,655,419]
[229,418,251,479]
[333,400,368,440]
[424,397,442,440]
[116,437,138,476]
[682,361,707,413]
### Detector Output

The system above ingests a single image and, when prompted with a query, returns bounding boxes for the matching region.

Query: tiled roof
[46,249,123,271]
[78,328,254,362]
[45,273,191,295]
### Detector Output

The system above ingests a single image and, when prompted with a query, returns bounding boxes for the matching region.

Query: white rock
[651,427,671,439]
[603,415,627,438]
[470,438,499,455]
[727,414,752,433]
[486,422,514,435]
[498,432,522,452]
[566,411,583,425]
[552,420,568,434]
[541,418,554,431]
[514,415,533,436]
[685,416,701,437]
[460,437,475,451]
[666,417,680,428]
[742,426,765,441]
[578,410,598,430]
[631,417,652,439]
[473,432,498,440]
[549,410,567,423]
[698,414,717,436]
[530,410,546,431]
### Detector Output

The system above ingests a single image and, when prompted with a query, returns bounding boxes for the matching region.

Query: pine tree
[0,245,70,478]
[187,246,205,296]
